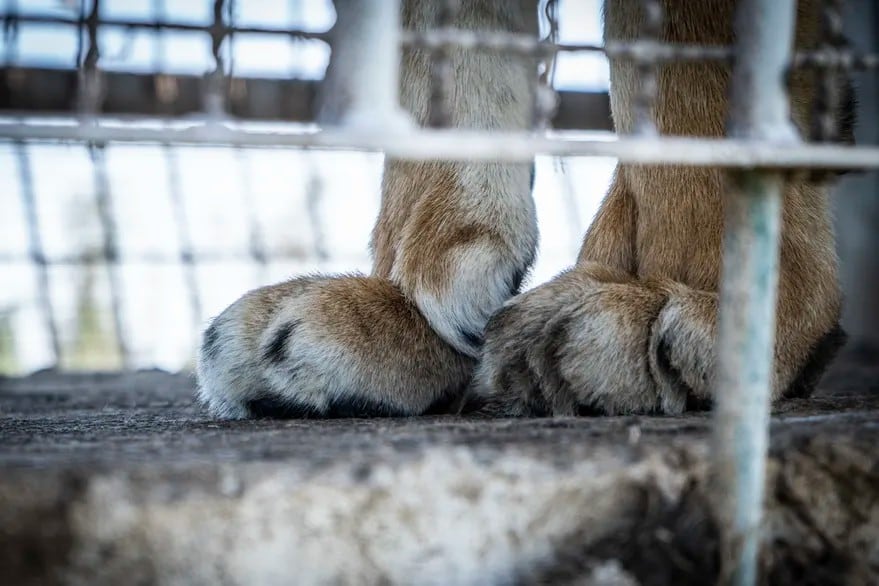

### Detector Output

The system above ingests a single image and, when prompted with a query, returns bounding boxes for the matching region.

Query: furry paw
[467,266,717,416]
[197,276,473,419]
[647,286,717,411]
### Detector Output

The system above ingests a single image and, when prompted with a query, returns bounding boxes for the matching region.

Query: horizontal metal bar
[4,10,878,71]
[403,29,735,62]
[0,13,730,63]
[2,117,879,168]
[4,12,876,69]
[793,48,879,70]
[0,13,329,40]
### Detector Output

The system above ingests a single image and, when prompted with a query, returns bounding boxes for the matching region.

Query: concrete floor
[1,353,878,585]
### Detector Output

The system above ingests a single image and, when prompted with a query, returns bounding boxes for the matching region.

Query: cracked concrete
[1,352,878,585]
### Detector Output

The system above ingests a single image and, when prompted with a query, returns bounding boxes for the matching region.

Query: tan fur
[470,0,843,415]
[198,0,844,419]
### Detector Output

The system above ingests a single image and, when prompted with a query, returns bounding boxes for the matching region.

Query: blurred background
[0,0,876,376]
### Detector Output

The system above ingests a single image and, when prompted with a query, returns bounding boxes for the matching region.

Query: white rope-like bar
[2,117,879,169]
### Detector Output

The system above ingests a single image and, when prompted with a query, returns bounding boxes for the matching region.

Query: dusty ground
[1,350,877,585]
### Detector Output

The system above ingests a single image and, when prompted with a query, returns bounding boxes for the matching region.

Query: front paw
[647,288,717,413]
[468,270,669,416]
[197,276,473,419]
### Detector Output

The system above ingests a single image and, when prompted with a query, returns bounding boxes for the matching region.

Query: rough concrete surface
[1,351,878,586]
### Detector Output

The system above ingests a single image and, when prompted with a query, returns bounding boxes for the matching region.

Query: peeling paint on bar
[713,1,799,585]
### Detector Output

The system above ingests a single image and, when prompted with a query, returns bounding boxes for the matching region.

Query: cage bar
[317,0,412,131]
[76,0,102,118]
[713,0,800,584]
[14,141,61,366]
[233,147,270,269]
[3,7,876,66]
[204,0,229,120]
[89,144,130,368]
[534,0,560,129]
[0,12,328,40]
[164,146,203,338]
[4,123,879,168]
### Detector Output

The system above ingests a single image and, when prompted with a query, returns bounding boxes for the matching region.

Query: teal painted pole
[714,1,799,585]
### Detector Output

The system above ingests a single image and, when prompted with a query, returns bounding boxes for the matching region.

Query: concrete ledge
[1,368,877,585]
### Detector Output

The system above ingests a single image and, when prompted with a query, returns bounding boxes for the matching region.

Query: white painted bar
[1,119,878,169]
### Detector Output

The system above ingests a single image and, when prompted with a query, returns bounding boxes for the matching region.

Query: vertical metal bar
[76,0,130,368]
[714,1,799,585]
[317,0,412,131]
[304,171,329,261]
[164,147,204,336]
[234,147,269,278]
[78,0,101,116]
[205,0,228,119]
[74,0,86,70]
[287,0,327,267]
[226,1,268,278]
[226,0,235,71]
[3,0,19,66]
[151,0,202,340]
[15,141,62,367]
[534,0,560,130]
[90,144,130,368]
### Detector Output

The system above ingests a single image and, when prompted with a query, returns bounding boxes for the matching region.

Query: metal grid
[2,0,878,163]
[2,1,878,584]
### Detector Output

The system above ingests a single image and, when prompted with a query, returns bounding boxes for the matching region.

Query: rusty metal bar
[713,1,800,584]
